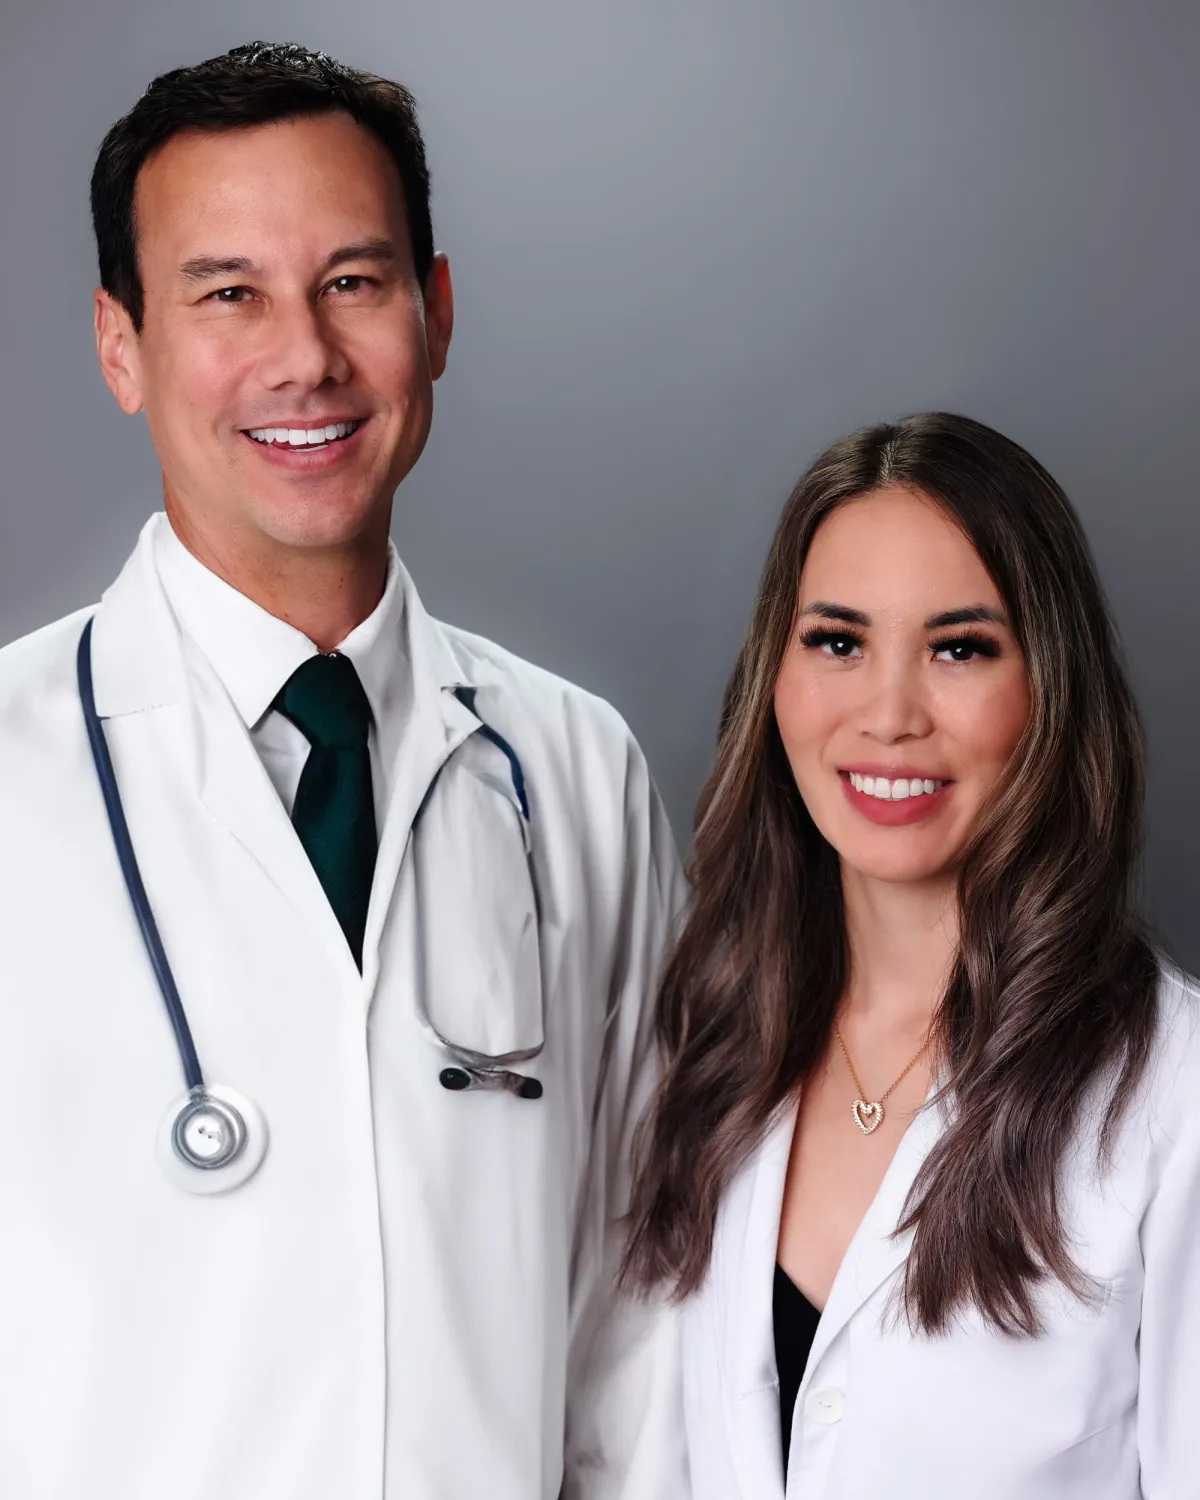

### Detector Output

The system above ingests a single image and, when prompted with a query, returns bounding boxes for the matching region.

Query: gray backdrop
[2,1,1198,964]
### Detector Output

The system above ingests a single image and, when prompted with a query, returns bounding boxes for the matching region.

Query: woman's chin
[833,835,961,890]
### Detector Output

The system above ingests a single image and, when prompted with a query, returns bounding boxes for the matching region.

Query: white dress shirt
[153,518,410,830]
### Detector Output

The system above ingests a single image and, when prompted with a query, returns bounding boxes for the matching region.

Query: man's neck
[164,506,390,652]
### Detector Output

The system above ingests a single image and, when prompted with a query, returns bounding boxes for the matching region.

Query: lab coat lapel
[725,1107,796,1500]
[358,565,479,1001]
[800,1090,945,1381]
[92,520,357,977]
[188,655,357,974]
[721,1087,945,1499]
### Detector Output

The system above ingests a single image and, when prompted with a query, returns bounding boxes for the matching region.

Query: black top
[773,1263,822,1480]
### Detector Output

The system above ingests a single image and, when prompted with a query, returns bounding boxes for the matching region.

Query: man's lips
[242,417,366,450]
[237,417,374,472]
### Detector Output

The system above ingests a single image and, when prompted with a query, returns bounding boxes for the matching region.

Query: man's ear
[94,288,145,414]
[423,253,454,381]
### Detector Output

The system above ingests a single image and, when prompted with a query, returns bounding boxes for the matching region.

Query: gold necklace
[833,1019,932,1136]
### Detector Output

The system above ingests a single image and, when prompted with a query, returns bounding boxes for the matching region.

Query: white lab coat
[682,965,1200,1499]
[0,517,688,1500]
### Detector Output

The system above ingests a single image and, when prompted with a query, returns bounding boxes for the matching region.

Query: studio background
[1,1,1197,965]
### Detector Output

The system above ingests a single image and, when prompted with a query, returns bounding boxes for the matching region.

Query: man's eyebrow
[178,254,258,283]
[799,601,871,627]
[176,239,398,285]
[317,238,398,276]
[924,605,1009,629]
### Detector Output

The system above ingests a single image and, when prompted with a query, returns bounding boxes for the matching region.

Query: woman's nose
[857,660,934,744]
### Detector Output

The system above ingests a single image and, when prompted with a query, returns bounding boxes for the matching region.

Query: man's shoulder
[0,606,95,715]
[434,618,641,767]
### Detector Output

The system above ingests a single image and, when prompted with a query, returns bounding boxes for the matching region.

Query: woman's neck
[838,864,959,1033]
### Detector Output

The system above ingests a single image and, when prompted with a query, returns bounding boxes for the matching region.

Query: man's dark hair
[90,40,434,331]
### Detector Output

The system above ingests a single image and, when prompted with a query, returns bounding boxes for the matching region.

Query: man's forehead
[133,115,406,256]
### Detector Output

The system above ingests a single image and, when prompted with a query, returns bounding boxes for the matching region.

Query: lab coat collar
[724,1086,945,1499]
[90,518,190,719]
[89,514,477,719]
[88,514,487,990]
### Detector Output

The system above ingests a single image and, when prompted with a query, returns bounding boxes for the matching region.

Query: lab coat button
[803,1386,845,1424]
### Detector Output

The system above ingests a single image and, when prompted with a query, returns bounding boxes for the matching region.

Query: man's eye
[207,286,251,303]
[328,275,369,293]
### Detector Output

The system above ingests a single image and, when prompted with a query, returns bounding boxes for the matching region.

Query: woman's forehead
[800,487,1005,616]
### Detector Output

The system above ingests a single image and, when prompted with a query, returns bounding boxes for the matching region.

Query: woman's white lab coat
[0,517,688,1500]
[681,966,1200,1499]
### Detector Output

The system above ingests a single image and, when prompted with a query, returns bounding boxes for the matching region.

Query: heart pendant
[851,1099,884,1135]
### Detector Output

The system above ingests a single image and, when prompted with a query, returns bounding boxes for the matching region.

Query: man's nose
[256,298,351,391]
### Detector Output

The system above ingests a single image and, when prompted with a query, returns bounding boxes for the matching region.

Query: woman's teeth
[848,772,945,801]
[247,420,361,448]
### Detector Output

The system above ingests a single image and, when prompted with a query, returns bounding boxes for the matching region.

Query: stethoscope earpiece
[439,1065,543,1100]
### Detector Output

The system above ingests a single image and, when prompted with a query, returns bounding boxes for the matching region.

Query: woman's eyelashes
[930,631,1001,662]
[797,626,1002,662]
[798,626,863,658]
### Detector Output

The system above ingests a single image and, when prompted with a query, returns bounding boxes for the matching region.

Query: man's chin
[246,490,389,553]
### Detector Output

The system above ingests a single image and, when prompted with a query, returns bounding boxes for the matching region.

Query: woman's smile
[839,768,952,825]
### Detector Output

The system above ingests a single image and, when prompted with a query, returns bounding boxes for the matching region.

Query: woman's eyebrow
[800,601,871,626]
[799,602,1011,629]
[925,605,1009,629]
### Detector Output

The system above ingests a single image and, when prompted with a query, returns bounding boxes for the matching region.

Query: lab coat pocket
[410,751,544,1065]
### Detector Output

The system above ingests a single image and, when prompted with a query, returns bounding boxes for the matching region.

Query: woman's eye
[931,635,999,663]
[799,629,863,659]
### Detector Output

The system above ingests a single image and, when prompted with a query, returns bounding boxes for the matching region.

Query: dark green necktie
[274,652,377,969]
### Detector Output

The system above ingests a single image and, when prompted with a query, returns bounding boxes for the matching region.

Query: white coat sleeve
[560,733,691,1500]
[1136,1026,1200,1498]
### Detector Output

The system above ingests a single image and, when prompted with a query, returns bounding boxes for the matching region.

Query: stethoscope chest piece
[156,1084,268,1196]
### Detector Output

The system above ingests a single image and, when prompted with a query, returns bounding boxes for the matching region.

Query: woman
[624,412,1199,1498]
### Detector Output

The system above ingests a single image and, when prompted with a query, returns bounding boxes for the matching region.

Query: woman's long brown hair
[623,412,1159,1336]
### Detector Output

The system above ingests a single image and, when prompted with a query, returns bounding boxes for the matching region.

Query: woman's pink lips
[840,770,951,826]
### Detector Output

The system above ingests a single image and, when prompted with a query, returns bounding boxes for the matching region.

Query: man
[0,41,687,1499]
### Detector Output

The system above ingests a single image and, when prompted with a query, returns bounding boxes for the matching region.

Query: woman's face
[773,485,1031,888]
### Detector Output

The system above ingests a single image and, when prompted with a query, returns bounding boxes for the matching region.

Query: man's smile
[243,416,366,452]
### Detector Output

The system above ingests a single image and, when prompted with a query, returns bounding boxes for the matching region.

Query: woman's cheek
[943,668,1031,771]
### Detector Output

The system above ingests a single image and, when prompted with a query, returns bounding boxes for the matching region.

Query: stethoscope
[76,618,541,1196]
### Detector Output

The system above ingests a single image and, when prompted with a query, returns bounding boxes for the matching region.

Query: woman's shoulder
[1134,957,1200,1149]
[1151,956,1200,1058]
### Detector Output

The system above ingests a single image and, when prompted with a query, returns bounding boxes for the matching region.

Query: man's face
[95,112,452,557]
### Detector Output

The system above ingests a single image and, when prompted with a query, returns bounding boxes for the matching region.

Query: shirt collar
[152,514,408,732]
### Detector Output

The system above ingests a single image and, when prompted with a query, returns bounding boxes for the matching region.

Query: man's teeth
[247,420,361,447]
[848,773,944,801]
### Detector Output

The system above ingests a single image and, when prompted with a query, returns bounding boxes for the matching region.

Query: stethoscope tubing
[77,618,205,1093]
[77,614,542,1138]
